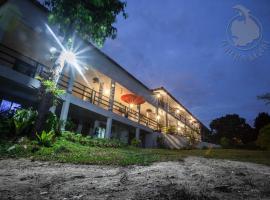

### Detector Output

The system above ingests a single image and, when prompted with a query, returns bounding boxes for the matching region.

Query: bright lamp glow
[61,51,77,65]
[104,89,110,96]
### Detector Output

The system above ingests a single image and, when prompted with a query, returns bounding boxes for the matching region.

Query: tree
[257,93,270,105]
[45,0,127,47]
[33,0,127,136]
[254,112,270,132]
[256,124,270,150]
[209,114,255,145]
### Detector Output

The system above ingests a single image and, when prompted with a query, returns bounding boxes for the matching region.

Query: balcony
[0,43,159,131]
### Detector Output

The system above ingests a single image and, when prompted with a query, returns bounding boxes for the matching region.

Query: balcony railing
[0,44,159,131]
[0,43,197,133]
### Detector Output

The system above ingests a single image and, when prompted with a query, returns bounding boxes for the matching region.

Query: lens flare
[45,24,90,85]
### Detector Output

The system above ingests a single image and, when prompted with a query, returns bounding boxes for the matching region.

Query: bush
[61,131,125,148]
[256,124,270,150]
[156,136,166,148]
[220,137,230,148]
[45,112,63,136]
[0,112,14,137]
[13,108,37,135]
[131,138,141,147]
[36,130,55,147]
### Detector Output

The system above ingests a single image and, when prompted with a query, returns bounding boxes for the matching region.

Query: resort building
[0,0,206,148]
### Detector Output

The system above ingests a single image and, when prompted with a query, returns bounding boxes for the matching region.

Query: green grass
[0,138,270,166]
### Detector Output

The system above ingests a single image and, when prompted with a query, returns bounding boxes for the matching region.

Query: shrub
[61,131,125,148]
[45,112,63,136]
[54,145,70,154]
[220,137,230,148]
[256,124,270,150]
[0,113,14,137]
[156,136,166,148]
[131,138,141,147]
[13,108,37,135]
[65,119,76,132]
[36,130,55,147]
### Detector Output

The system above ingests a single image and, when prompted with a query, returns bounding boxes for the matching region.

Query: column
[109,80,115,111]
[105,117,112,138]
[76,121,83,133]
[137,105,141,123]
[135,127,140,140]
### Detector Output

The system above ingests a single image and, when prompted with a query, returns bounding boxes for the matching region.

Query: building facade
[0,0,205,148]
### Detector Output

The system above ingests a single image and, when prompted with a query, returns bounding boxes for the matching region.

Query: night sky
[102,0,270,127]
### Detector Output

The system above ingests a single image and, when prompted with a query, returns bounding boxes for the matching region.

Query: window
[0,99,21,113]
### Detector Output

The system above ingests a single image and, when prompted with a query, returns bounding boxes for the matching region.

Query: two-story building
[0,0,206,148]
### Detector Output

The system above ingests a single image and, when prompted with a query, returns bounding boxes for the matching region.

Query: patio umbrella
[121,94,145,105]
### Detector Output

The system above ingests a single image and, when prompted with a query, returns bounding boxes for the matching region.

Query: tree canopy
[209,114,255,145]
[44,0,127,47]
[254,112,270,132]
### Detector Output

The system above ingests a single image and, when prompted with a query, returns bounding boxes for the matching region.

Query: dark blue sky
[102,0,270,127]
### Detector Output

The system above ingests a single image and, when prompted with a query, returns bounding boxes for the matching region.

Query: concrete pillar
[109,80,115,111]
[137,105,141,123]
[105,117,112,138]
[135,127,140,140]
[76,121,83,133]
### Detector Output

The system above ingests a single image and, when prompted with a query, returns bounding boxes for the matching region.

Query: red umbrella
[121,94,145,105]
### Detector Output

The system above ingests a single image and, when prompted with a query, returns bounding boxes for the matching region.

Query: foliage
[64,118,76,132]
[44,0,127,47]
[209,114,255,145]
[131,138,141,147]
[13,108,37,135]
[156,136,166,148]
[165,126,177,134]
[1,138,270,166]
[61,131,125,148]
[220,137,230,148]
[44,112,63,136]
[256,124,270,150]
[36,130,55,147]
[254,112,270,132]
[257,93,270,105]
[36,76,65,106]
[0,111,14,137]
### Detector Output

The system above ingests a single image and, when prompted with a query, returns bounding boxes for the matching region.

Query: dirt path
[0,157,270,200]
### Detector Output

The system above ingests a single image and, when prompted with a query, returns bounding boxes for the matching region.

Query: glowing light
[156,115,160,120]
[176,109,180,114]
[45,24,90,85]
[156,93,161,98]
[177,127,181,131]
[104,89,110,96]
[60,51,77,65]
[130,103,134,108]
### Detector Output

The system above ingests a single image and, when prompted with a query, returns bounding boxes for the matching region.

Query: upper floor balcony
[0,43,200,134]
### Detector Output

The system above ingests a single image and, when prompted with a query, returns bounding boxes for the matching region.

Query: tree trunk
[32,89,54,137]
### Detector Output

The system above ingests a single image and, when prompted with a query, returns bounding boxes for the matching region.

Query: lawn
[0,137,270,166]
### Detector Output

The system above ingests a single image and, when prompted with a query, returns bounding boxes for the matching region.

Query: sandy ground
[0,157,270,200]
